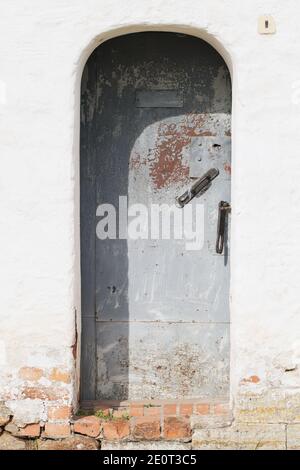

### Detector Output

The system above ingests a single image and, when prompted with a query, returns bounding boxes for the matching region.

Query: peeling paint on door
[80,32,231,401]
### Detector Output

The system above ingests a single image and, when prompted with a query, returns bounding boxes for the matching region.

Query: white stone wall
[0,0,300,426]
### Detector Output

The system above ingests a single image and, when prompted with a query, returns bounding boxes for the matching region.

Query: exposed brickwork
[163,416,191,440]
[48,405,72,421]
[132,417,161,440]
[112,408,129,419]
[22,386,68,401]
[49,368,71,384]
[129,404,144,417]
[195,403,210,415]
[213,403,230,416]
[73,416,101,438]
[2,397,300,449]
[19,367,44,381]
[102,419,130,440]
[44,423,71,439]
[19,423,41,437]
[144,406,161,417]
[241,375,260,384]
[94,405,111,415]
[74,399,224,442]
[179,404,193,416]
[163,404,177,415]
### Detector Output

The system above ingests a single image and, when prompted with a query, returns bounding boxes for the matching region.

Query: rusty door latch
[175,168,219,208]
[216,201,231,254]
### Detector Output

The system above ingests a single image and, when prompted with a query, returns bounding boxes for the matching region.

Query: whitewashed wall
[0,0,300,424]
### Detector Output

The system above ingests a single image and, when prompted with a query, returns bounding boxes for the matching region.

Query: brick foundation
[0,399,227,450]
[78,399,230,441]
[1,397,300,450]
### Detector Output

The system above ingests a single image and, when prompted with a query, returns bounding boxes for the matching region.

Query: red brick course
[19,423,41,437]
[73,416,101,438]
[194,403,210,415]
[44,423,71,439]
[129,404,144,417]
[19,367,44,381]
[163,404,177,415]
[102,420,130,440]
[179,404,193,416]
[163,416,191,440]
[131,417,161,440]
[1,399,230,445]
[48,405,72,421]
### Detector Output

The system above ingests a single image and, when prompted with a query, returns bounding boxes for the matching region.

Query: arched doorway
[80,32,231,403]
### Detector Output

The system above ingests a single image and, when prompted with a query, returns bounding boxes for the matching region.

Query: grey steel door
[80,32,231,401]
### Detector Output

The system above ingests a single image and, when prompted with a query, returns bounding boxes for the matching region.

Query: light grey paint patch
[188,132,231,178]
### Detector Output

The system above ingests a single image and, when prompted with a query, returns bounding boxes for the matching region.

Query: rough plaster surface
[0,0,300,428]
[192,424,287,450]
[287,424,300,450]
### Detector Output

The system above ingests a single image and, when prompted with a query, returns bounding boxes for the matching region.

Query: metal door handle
[175,168,219,208]
[216,201,231,254]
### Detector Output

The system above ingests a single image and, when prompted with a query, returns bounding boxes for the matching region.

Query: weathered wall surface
[0,0,300,448]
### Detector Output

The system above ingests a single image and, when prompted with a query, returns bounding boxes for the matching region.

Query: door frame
[73,24,235,411]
